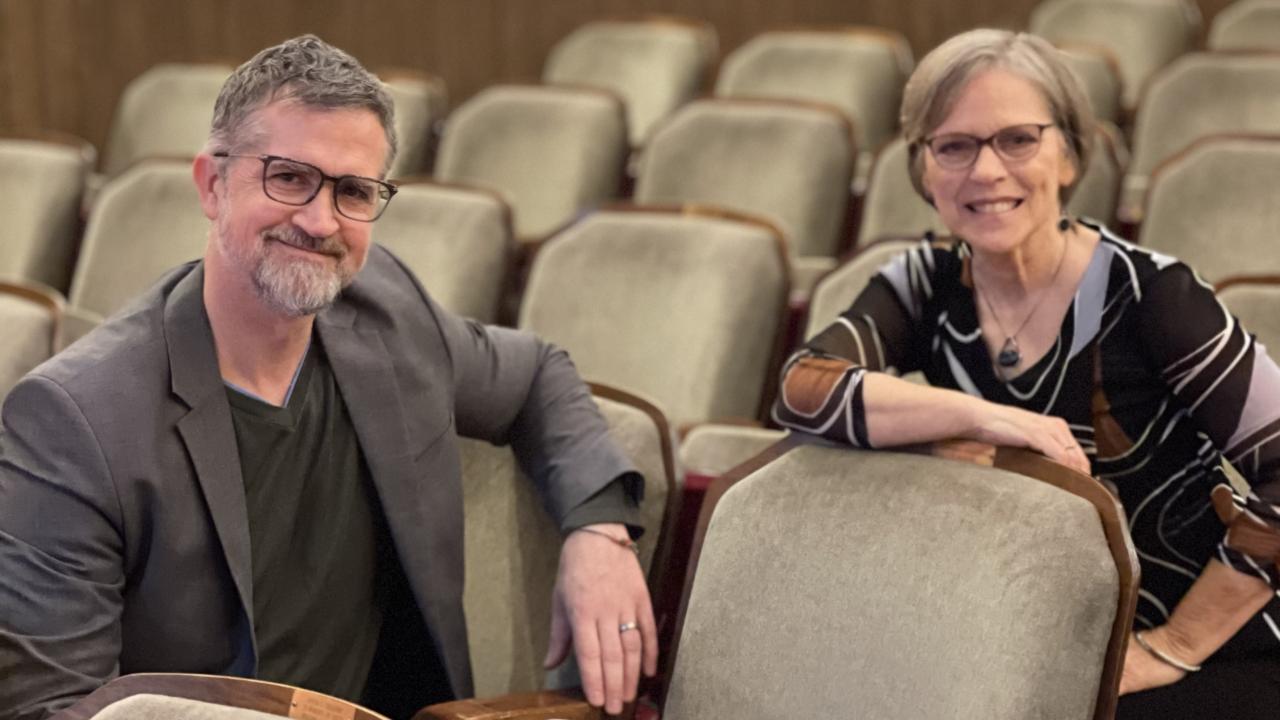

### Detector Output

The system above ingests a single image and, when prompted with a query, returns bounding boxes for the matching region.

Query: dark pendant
[997,337,1021,368]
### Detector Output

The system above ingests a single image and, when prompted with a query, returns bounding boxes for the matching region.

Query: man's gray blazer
[0,245,634,719]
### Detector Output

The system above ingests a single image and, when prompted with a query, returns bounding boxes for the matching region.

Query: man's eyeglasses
[214,152,398,222]
[922,123,1055,170]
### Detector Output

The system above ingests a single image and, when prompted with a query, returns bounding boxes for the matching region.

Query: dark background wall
[0,0,1232,155]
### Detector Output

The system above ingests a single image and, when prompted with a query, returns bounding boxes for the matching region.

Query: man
[0,36,655,719]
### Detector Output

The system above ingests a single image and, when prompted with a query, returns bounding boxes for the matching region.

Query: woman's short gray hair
[208,34,397,175]
[900,29,1095,205]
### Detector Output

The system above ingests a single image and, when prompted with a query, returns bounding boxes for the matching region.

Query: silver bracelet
[1133,630,1201,673]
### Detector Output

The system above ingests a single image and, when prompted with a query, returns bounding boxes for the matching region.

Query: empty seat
[102,63,232,177]
[806,237,925,339]
[1217,276,1280,354]
[381,71,449,178]
[635,99,855,294]
[714,28,913,179]
[1030,0,1200,111]
[0,133,95,292]
[520,207,789,427]
[679,423,787,476]
[0,279,63,400]
[459,384,674,695]
[434,85,628,241]
[857,126,1123,249]
[1138,136,1280,283]
[1208,0,1280,50]
[543,18,717,146]
[1058,44,1124,124]
[375,181,511,323]
[70,160,208,323]
[1120,52,1280,222]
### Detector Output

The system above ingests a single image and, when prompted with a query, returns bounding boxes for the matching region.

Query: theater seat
[102,64,232,178]
[1208,0,1280,50]
[0,279,63,399]
[382,71,449,178]
[1217,276,1280,355]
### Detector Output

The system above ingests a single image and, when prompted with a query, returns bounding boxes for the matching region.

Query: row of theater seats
[46,406,1137,720]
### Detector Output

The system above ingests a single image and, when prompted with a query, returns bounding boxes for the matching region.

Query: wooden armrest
[413,690,602,720]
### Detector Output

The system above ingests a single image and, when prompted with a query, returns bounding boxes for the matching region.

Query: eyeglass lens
[263,157,390,221]
[928,124,1047,169]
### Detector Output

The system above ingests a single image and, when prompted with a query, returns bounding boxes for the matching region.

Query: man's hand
[544,523,657,714]
[1119,629,1188,695]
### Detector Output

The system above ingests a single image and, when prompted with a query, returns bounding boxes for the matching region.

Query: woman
[773,29,1280,716]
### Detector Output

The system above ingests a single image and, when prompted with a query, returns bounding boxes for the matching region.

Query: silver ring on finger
[619,621,638,633]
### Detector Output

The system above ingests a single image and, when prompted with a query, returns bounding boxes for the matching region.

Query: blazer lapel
[163,264,256,632]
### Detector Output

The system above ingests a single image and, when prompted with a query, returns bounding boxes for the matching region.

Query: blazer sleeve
[0,375,126,720]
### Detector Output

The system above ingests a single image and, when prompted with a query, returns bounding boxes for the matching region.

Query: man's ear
[192,153,223,221]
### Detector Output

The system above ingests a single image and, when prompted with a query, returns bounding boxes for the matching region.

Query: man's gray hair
[207,34,397,174]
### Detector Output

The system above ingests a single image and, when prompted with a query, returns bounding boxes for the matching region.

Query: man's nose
[292,182,342,238]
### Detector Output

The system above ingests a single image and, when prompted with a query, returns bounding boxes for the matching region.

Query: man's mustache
[263,225,346,258]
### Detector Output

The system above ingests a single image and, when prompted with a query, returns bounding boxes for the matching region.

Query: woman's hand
[966,400,1091,474]
[1119,629,1189,695]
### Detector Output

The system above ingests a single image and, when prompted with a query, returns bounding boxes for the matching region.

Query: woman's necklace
[974,220,1071,375]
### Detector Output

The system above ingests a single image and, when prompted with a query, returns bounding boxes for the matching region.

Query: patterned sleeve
[1138,263,1280,588]
[771,243,939,447]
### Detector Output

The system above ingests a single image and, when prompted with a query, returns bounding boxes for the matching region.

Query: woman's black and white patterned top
[774,221,1280,648]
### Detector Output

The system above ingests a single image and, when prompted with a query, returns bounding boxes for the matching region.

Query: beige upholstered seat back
[678,424,787,476]
[434,86,627,240]
[543,19,716,146]
[520,208,788,426]
[858,128,1122,249]
[0,136,93,291]
[806,238,921,339]
[1208,0,1280,50]
[92,695,283,720]
[666,444,1121,720]
[382,73,448,178]
[70,160,208,321]
[0,281,61,400]
[1218,278,1280,355]
[1059,45,1123,123]
[375,182,510,323]
[635,100,854,260]
[459,388,674,696]
[103,64,231,177]
[1121,53,1280,222]
[714,29,912,158]
[1138,136,1280,283]
[1030,0,1199,110]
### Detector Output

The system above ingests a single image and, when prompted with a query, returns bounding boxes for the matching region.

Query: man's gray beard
[218,219,354,317]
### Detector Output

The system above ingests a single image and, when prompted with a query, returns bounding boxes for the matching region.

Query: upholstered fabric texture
[70,160,210,320]
[858,131,1120,249]
[543,21,712,146]
[664,445,1118,720]
[91,694,283,720]
[459,394,671,696]
[1139,138,1280,283]
[103,64,232,177]
[635,100,853,259]
[1220,282,1280,356]
[375,183,509,322]
[1121,53,1280,220]
[678,425,787,476]
[0,139,88,291]
[1060,47,1122,124]
[1208,0,1280,50]
[1031,0,1197,109]
[0,293,55,400]
[715,31,910,153]
[434,86,627,239]
[384,75,448,178]
[520,210,787,426]
[807,239,919,339]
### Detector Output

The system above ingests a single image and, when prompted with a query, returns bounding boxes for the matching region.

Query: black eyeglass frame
[921,123,1056,170]
[213,152,399,222]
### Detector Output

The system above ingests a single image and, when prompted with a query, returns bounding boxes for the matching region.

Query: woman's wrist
[1136,626,1203,670]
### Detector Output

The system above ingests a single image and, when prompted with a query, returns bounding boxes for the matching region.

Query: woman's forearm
[861,372,984,446]
[1145,559,1275,665]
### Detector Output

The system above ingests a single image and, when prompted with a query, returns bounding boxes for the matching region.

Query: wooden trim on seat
[1215,273,1280,293]
[0,277,66,355]
[992,447,1140,720]
[0,128,98,167]
[415,689,602,720]
[49,673,391,720]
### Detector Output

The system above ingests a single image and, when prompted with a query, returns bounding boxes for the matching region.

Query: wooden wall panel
[0,0,1237,164]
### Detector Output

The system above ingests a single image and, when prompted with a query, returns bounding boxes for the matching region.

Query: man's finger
[596,617,626,714]
[573,617,605,707]
[619,616,643,702]
[638,596,659,677]
[543,593,572,669]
